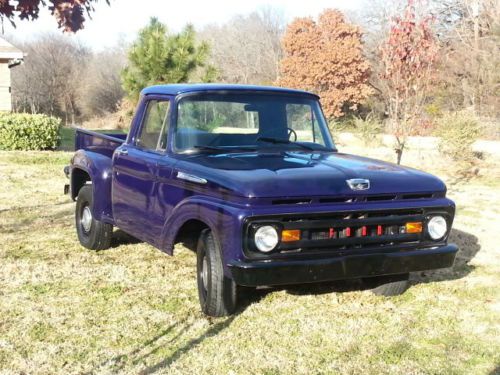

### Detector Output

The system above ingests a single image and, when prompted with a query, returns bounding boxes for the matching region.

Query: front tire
[196,229,238,317]
[75,185,112,250]
[363,273,410,296]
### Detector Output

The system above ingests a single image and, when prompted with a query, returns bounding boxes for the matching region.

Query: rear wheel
[363,273,410,296]
[196,229,238,316]
[75,185,112,250]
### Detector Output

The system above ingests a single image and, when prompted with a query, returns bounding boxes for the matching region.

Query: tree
[201,7,285,84]
[352,0,408,118]
[78,48,126,118]
[11,33,91,124]
[379,0,438,164]
[121,18,213,101]
[278,9,372,119]
[11,34,128,123]
[0,0,107,32]
[433,0,500,117]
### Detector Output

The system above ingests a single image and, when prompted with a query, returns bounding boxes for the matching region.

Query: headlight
[254,225,279,252]
[427,216,447,240]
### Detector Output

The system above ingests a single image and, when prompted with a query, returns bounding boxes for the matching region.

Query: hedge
[0,113,61,151]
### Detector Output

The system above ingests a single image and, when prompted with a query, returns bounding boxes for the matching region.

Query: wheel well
[174,219,210,251]
[71,168,91,200]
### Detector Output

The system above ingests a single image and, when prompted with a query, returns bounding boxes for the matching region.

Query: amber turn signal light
[281,229,301,242]
[405,222,423,233]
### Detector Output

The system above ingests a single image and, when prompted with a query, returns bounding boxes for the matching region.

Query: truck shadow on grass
[87,289,258,374]
[489,364,500,375]
[0,202,72,233]
[137,316,237,375]
[411,228,480,285]
[87,315,237,374]
[111,229,143,247]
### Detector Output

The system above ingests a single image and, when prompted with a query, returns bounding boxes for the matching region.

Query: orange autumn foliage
[278,9,372,118]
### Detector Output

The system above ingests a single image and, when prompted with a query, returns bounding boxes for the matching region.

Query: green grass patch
[0,150,70,166]
[0,151,499,374]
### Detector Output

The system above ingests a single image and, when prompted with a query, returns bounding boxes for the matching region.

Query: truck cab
[65,84,458,316]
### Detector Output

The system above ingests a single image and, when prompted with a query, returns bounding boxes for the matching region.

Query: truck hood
[176,151,446,198]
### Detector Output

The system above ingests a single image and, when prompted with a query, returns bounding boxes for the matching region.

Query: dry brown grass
[0,142,499,374]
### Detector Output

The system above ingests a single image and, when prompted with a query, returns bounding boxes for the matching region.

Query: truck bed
[75,128,127,157]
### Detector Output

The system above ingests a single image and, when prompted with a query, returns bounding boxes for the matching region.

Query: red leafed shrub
[379,0,439,163]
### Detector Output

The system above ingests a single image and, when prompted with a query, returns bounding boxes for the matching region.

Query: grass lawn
[0,147,499,374]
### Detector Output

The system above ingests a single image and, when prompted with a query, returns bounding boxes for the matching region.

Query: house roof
[141,84,319,98]
[0,37,23,60]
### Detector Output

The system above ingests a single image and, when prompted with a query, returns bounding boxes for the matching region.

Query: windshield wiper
[192,145,257,153]
[256,137,316,151]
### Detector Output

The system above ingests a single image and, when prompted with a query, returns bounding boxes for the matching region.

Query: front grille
[278,209,423,251]
[244,207,453,259]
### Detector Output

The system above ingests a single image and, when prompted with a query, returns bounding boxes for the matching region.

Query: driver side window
[137,99,170,151]
[286,104,325,145]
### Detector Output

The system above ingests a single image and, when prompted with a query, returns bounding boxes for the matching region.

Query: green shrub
[328,115,355,132]
[0,113,61,151]
[352,115,383,145]
[424,103,442,118]
[435,111,482,169]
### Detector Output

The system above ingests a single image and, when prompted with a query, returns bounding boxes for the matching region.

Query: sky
[3,0,365,51]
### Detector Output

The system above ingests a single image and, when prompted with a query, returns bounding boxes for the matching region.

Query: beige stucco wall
[0,59,12,112]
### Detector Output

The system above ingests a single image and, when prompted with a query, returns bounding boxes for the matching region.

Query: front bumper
[228,244,458,287]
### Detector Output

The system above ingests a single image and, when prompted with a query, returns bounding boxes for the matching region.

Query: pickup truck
[64,84,458,317]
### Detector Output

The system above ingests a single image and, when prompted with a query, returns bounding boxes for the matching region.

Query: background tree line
[11,34,126,124]
[7,0,499,148]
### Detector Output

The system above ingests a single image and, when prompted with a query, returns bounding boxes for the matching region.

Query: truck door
[112,97,173,245]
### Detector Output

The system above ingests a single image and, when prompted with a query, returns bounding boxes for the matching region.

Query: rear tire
[75,185,112,250]
[363,273,410,296]
[196,229,238,317]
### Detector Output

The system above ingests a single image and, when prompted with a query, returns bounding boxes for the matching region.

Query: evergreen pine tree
[121,18,215,100]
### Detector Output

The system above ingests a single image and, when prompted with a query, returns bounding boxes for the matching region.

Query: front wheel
[362,273,410,296]
[75,185,113,250]
[196,229,238,317]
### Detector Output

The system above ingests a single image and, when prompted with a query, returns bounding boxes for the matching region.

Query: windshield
[174,93,334,153]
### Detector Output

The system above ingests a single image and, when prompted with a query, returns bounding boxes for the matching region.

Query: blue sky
[4,0,365,50]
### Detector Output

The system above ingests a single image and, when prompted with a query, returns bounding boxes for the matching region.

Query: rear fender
[71,149,114,223]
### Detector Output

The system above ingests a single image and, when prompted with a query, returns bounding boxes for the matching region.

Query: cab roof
[141,84,319,98]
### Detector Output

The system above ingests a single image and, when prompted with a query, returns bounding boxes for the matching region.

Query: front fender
[71,149,114,222]
[161,195,248,274]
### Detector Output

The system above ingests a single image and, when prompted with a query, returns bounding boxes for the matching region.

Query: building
[0,37,24,112]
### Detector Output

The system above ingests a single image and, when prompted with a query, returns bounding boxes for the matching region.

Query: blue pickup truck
[64,84,458,316]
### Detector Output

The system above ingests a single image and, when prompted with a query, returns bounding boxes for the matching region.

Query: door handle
[116,148,128,155]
